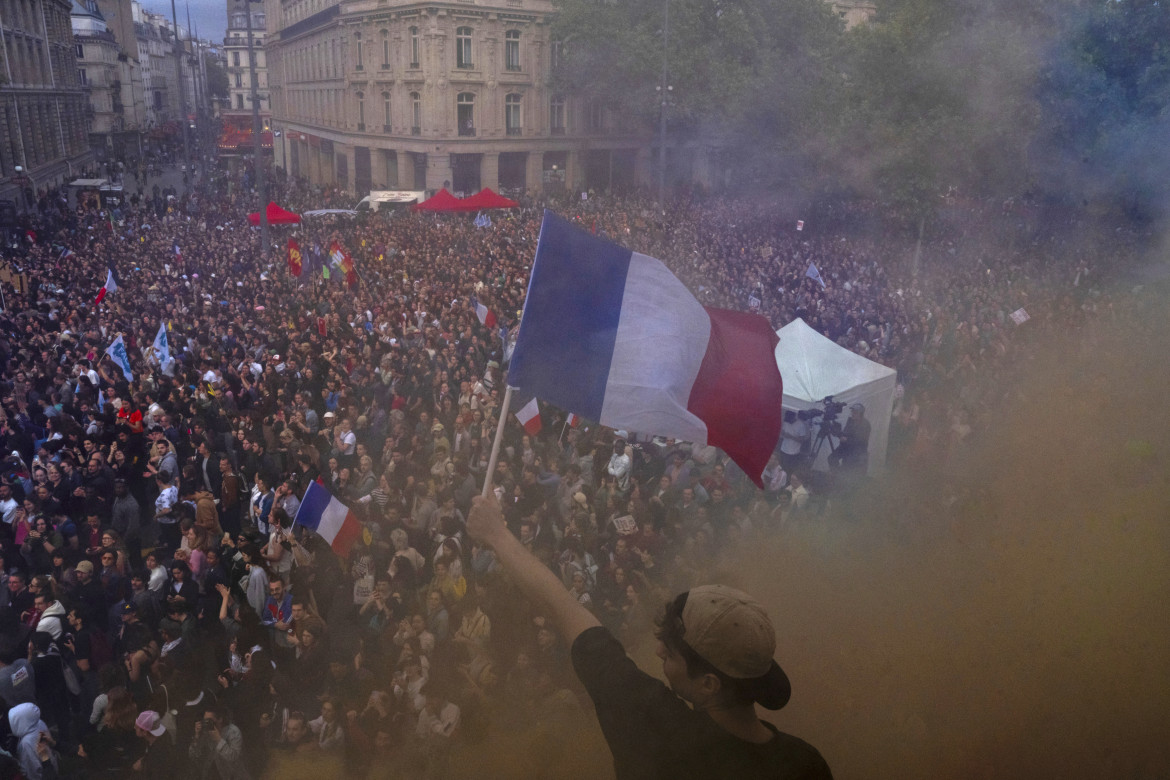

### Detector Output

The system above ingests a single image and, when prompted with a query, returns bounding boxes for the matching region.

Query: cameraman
[779,411,810,473]
[829,404,870,472]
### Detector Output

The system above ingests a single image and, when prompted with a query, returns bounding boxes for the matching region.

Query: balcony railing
[383,124,392,132]
[411,126,421,135]
[550,126,565,135]
[506,126,522,136]
[357,123,365,131]
[458,126,476,137]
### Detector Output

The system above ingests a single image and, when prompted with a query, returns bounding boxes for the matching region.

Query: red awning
[411,188,470,212]
[248,201,302,225]
[461,187,519,210]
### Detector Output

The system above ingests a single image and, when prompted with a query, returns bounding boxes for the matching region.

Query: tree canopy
[551,0,1170,224]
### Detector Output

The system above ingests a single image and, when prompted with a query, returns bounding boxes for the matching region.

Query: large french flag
[509,211,784,486]
[292,482,362,556]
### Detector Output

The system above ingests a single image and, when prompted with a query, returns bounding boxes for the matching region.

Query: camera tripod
[809,418,840,463]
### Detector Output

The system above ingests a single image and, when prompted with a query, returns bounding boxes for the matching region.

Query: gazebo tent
[411,188,467,212]
[773,318,898,474]
[248,202,302,225]
[461,187,519,210]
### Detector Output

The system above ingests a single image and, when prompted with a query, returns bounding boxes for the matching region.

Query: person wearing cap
[828,403,870,473]
[133,709,177,773]
[467,493,831,779]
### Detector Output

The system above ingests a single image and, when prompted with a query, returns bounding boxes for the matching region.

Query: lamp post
[244,0,269,254]
[169,0,191,173]
[657,0,669,214]
[13,165,32,213]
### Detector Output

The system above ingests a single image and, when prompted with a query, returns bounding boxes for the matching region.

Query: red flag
[287,239,303,277]
[317,317,327,336]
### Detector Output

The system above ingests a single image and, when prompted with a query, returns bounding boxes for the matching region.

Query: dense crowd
[0,159,1138,779]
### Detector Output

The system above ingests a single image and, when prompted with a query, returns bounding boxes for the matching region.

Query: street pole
[245,0,269,254]
[657,0,669,215]
[169,0,191,171]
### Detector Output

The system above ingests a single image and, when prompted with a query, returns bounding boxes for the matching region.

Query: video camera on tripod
[806,396,847,458]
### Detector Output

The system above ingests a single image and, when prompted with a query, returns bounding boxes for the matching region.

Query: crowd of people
[0,157,1140,778]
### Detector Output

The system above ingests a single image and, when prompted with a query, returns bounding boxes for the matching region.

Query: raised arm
[467,494,600,646]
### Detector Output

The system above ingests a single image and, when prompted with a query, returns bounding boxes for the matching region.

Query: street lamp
[657,0,670,214]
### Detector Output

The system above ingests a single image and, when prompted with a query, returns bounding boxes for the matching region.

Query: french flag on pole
[471,296,497,329]
[515,394,542,435]
[509,211,784,487]
[94,268,118,306]
[292,481,362,556]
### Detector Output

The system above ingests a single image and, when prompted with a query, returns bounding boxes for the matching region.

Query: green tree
[1033,0,1170,221]
[550,0,844,158]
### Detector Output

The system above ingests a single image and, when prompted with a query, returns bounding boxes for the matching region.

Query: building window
[357,91,365,130]
[231,12,246,27]
[410,27,420,67]
[457,92,475,135]
[78,68,88,86]
[381,31,390,68]
[383,91,391,130]
[235,73,243,88]
[505,30,520,71]
[455,27,472,69]
[75,43,84,59]
[411,91,421,134]
[253,12,265,28]
[505,93,522,135]
[355,32,363,70]
[236,94,244,109]
[589,101,604,132]
[550,38,563,70]
[232,51,240,66]
[549,95,565,135]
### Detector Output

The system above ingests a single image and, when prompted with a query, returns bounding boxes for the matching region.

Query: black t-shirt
[571,627,832,780]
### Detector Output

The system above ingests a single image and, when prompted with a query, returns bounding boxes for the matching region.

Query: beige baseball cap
[681,584,792,710]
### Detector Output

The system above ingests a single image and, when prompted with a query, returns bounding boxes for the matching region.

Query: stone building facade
[265,0,651,196]
[0,0,93,205]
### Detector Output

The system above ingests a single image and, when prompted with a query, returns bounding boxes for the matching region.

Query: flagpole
[480,385,514,498]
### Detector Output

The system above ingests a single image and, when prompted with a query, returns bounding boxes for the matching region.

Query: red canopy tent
[248,202,302,225]
[411,188,468,212]
[461,187,519,210]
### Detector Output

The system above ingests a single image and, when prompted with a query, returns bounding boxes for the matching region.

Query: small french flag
[292,482,362,556]
[472,297,497,329]
[515,395,542,435]
[173,243,182,263]
[94,267,118,305]
[566,412,581,428]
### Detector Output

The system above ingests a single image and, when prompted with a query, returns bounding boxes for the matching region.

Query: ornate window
[455,27,472,69]
[504,30,520,71]
[505,93,522,135]
[457,92,475,135]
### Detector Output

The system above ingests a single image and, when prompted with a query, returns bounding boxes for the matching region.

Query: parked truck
[355,190,426,213]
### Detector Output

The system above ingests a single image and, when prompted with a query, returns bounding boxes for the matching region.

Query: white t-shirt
[337,429,356,455]
[780,418,810,456]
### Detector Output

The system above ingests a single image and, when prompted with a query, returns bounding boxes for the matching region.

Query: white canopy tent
[774,318,898,474]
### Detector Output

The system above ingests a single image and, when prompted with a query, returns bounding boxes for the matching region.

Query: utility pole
[244,0,269,253]
[656,0,669,215]
[169,0,191,171]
